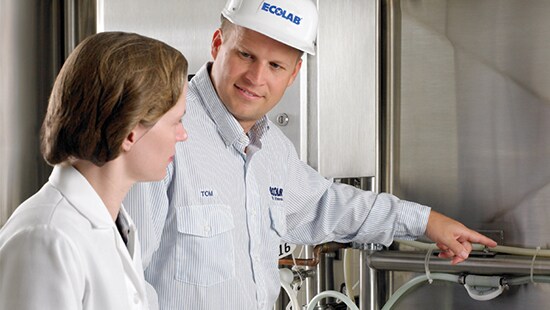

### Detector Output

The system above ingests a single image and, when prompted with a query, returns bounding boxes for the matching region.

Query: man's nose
[244,62,267,85]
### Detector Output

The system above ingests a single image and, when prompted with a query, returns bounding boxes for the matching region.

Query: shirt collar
[191,63,270,149]
[48,164,116,229]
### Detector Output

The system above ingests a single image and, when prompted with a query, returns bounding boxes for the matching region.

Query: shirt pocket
[175,204,235,286]
[268,204,287,237]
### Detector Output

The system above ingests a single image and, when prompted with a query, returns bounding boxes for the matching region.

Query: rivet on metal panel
[275,113,290,126]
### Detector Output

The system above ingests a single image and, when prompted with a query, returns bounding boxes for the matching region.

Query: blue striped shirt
[123,63,430,310]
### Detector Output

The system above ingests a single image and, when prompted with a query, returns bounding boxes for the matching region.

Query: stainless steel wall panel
[385,0,550,308]
[102,0,226,76]
[0,0,60,225]
[396,0,550,248]
[308,0,378,178]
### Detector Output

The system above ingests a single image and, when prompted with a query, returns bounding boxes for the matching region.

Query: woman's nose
[176,123,188,142]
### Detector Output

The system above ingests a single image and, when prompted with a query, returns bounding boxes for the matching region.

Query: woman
[0,31,188,309]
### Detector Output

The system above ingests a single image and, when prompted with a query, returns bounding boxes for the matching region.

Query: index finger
[460,230,498,248]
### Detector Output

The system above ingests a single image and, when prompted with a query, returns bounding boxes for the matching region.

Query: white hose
[343,248,356,302]
[305,290,359,310]
[279,268,301,310]
[395,239,550,257]
[506,275,550,285]
[381,273,460,310]
[378,240,550,309]
[381,272,550,309]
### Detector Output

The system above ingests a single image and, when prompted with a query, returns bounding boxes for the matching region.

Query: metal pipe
[360,250,380,310]
[356,243,386,310]
[64,0,76,59]
[316,254,326,309]
[381,0,402,195]
[278,243,349,309]
[304,245,315,306]
[278,242,350,267]
[369,251,550,275]
[324,252,335,305]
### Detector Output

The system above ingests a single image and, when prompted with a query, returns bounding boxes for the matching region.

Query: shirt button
[133,293,140,304]
[204,225,211,233]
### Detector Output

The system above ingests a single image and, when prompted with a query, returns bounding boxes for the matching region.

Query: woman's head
[41,31,188,166]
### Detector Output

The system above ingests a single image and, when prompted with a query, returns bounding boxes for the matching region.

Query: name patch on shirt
[269,186,284,201]
[201,190,214,197]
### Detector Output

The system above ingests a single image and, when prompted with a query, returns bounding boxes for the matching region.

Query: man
[124,0,497,309]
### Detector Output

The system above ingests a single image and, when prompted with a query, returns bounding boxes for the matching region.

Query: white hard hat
[222,0,318,55]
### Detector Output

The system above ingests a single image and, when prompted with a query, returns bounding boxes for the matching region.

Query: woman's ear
[121,125,144,152]
[121,131,136,152]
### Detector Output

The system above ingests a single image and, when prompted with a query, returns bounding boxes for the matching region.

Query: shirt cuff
[394,200,431,240]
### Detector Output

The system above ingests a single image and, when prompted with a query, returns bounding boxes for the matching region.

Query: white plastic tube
[505,275,550,285]
[395,239,550,257]
[379,240,550,309]
[381,273,550,309]
[381,273,460,310]
[343,248,356,301]
[305,290,359,310]
[279,268,301,310]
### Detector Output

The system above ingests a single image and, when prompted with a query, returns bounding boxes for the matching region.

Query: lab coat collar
[113,220,147,302]
[49,165,147,302]
[118,204,137,256]
[111,208,147,304]
[48,164,116,229]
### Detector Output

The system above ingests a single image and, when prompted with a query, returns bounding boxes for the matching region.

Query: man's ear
[287,58,302,87]
[211,29,223,59]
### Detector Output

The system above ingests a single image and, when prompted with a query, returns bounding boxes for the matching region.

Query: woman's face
[126,83,188,181]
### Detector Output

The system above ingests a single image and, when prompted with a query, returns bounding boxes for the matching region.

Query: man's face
[210,25,302,132]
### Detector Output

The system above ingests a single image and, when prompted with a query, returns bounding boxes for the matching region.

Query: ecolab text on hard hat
[261,2,302,25]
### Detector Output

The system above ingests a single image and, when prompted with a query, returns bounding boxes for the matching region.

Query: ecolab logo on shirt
[270,186,284,201]
[261,2,302,25]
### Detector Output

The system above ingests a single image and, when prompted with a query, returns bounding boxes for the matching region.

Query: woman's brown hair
[41,31,188,166]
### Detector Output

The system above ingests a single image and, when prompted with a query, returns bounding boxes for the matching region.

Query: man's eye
[271,63,282,70]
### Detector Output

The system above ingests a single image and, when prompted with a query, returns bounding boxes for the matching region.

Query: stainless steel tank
[382,0,550,308]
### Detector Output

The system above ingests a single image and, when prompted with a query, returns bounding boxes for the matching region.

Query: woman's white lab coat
[0,165,149,309]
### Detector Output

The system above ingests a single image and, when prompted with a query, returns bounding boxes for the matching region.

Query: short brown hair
[220,15,237,36]
[41,32,188,166]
